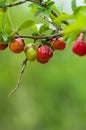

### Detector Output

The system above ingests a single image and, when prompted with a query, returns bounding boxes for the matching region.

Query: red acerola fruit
[9,38,25,53]
[0,43,8,50]
[37,45,53,63]
[72,32,86,56]
[50,37,66,50]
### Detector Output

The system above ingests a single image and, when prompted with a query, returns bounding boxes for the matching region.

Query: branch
[0,0,27,7]
[0,0,45,8]
[15,31,63,40]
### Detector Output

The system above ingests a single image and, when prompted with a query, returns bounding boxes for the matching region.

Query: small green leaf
[54,13,73,26]
[39,24,50,34]
[47,1,55,7]
[29,3,41,9]
[71,0,77,12]
[18,19,36,31]
[34,8,44,16]
[65,32,79,45]
[0,2,7,7]
[35,8,51,17]
[32,32,39,36]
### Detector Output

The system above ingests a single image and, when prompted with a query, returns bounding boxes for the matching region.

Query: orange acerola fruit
[50,37,66,50]
[9,38,25,53]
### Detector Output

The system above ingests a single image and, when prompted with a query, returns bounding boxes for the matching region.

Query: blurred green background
[0,1,86,130]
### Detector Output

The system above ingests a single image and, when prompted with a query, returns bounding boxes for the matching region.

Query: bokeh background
[0,0,86,130]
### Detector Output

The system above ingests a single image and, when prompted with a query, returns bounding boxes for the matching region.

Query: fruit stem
[77,32,84,41]
[8,58,28,97]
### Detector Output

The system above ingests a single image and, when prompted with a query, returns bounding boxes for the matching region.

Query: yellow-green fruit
[24,44,37,61]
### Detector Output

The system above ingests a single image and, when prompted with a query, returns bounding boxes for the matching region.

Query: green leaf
[18,19,37,31]
[71,0,77,12]
[47,1,55,7]
[39,24,50,34]
[64,15,86,35]
[74,6,86,16]
[35,8,51,17]
[0,2,7,7]
[65,32,79,45]
[32,32,39,36]
[84,0,86,3]
[54,13,74,26]
[29,3,41,9]
[34,8,44,16]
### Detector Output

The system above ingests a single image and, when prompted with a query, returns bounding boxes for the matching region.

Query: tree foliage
[0,0,85,44]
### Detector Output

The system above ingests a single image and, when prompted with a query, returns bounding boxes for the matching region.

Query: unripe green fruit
[24,44,37,61]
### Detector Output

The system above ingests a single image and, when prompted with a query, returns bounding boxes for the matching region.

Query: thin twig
[0,0,27,8]
[0,0,45,8]
[39,15,61,31]
[8,58,28,97]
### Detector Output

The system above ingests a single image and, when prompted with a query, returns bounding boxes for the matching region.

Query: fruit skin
[72,32,86,56]
[50,37,66,50]
[24,44,37,61]
[37,45,53,64]
[9,38,25,53]
[72,41,86,56]
[0,43,8,50]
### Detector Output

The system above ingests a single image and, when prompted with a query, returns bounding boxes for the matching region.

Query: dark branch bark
[15,31,63,40]
[0,0,27,7]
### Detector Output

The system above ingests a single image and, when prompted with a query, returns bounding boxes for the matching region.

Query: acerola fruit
[50,37,66,50]
[37,45,53,64]
[72,32,86,56]
[0,43,8,50]
[24,44,37,61]
[9,38,25,53]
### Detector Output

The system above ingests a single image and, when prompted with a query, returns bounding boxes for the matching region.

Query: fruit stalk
[8,58,28,97]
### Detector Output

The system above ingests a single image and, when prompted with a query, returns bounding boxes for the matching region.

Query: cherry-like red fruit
[72,41,86,56]
[9,38,25,53]
[50,37,66,50]
[37,45,53,63]
[0,43,8,50]
[72,32,86,56]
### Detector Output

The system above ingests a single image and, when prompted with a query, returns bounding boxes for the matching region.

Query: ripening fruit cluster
[0,37,66,64]
[1,33,86,63]
[24,37,66,63]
